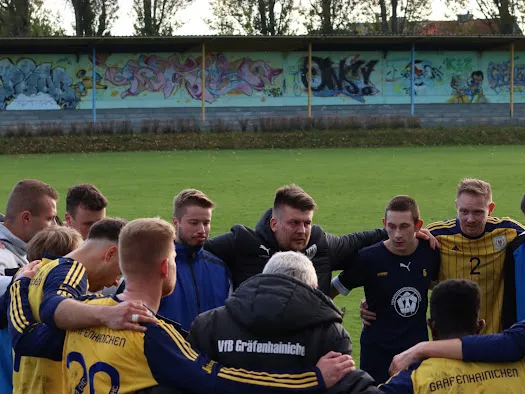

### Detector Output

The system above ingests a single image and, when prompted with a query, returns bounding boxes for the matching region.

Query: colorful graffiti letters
[0,58,81,110]
[301,55,379,102]
[104,54,283,103]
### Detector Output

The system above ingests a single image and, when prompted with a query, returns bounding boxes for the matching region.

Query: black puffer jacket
[205,208,386,295]
[187,273,351,370]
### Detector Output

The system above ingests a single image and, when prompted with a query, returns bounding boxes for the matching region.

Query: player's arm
[204,231,237,267]
[388,321,525,376]
[330,253,365,298]
[502,242,518,329]
[326,229,386,270]
[378,363,418,393]
[8,277,65,360]
[145,321,354,393]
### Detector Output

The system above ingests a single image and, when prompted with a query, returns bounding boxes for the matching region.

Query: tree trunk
[144,0,153,34]
[257,0,268,34]
[321,0,333,34]
[379,0,388,32]
[391,0,398,33]
[497,0,514,34]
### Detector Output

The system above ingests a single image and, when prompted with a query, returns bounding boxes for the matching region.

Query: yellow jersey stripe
[159,323,198,361]
[220,367,317,379]
[62,261,80,288]
[66,263,85,290]
[219,369,318,383]
[160,322,199,360]
[13,282,30,328]
[9,282,24,333]
[216,373,319,388]
[426,220,456,231]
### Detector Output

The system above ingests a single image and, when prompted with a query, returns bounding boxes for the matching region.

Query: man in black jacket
[205,184,388,295]
[188,250,380,394]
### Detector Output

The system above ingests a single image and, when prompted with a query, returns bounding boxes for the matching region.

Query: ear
[21,211,31,225]
[455,199,458,211]
[270,217,278,232]
[415,219,424,232]
[476,319,485,334]
[160,257,169,279]
[382,218,386,227]
[172,217,179,229]
[104,245,119,263]
[65,212,72,226]
[488,202,495,215]
[427,318,438,339]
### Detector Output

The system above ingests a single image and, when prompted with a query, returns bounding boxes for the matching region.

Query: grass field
[2,145,525,365]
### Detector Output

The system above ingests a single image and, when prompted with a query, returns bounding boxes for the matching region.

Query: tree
[69,0,118,36]
[360,0,432,34]
[0,0,64,36]
[452,0,523,33]
[208,0,296,35]
[133,0,193,36]
[301,0,361,34]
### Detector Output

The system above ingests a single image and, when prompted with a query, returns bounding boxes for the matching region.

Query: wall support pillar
[510,42,515,118]
[92,46,97,123]
[202,43,206,122]
[308,42,312,119]
[410,43,415,116]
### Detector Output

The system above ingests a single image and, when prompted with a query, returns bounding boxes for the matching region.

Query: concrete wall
[0,50,523,128]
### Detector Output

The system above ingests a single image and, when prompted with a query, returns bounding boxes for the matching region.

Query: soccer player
[331,196,440,384]
[154,189,230,330]
[206,184,436,296]
[0,179,58,393]
[380,279,525,393]
[361,178,525,334]
[64,183,108,239]
[11,218,355,393]
[8,217,155,394]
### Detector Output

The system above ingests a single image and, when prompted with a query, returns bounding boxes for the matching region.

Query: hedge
[2,127,525,155]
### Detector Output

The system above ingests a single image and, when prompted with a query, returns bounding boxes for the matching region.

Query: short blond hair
[456,178,492,204]
[119,218,175,275]
[27,227,83,261]
[173,189,215,219]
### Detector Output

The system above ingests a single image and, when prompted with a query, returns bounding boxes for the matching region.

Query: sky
[44,0,479,36]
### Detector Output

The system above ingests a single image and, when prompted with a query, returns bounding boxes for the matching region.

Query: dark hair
[273,184,317,213]
[521,193,525,216]
[5,179,58,221]
[430,279,480,337]
[66,184,107,217]
[385,195,420,224]
[87,217,128,243]
[173,189,215,219]
[471,70,484,80]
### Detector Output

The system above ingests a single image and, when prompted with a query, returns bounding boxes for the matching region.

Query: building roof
[0,34,523,54]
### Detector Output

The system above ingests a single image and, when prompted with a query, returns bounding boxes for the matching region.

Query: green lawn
[2,146,525,365]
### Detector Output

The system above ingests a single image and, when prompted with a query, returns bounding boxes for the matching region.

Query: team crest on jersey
[391,287,422,318]
[305,244,317,260]
[492,235,507,251]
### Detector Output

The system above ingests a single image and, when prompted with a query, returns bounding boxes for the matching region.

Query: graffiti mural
[300,55,379,102]
[487,58,525,94]
[103,53,283,103]
[0,58,82,110]
[386,59,444,95]
[447,71,488,103]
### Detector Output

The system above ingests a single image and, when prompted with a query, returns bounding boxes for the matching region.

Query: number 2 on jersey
[66,351,120,394]
[470,257,481,275]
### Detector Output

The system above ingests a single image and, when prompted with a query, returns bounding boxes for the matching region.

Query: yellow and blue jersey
[9,280,326,393]
[426,217,525,334]
[379,358,525,393]
[8,257,88,394]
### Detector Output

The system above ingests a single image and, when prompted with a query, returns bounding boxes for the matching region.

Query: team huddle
[0,178,524,393]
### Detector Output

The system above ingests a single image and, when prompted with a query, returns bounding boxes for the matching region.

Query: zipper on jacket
[189,252,201,313]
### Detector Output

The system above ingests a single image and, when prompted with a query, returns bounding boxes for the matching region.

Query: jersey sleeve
[8,278,65,361]
[326,228,387,271]
[378,362,419,393]
[331,253,366,296]
[461,321,525,363]
[39,260,88,329]
[144,321,325,393]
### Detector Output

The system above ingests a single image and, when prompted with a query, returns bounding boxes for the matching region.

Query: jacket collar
[175,241,203,260]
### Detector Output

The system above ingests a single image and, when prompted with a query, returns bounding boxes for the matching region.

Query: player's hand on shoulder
[316,351,356,388]
[388,343,424,377]
[416,229,440,250]
[360,298,376,327]
[103,301,158,332]
[15,260,41,280]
